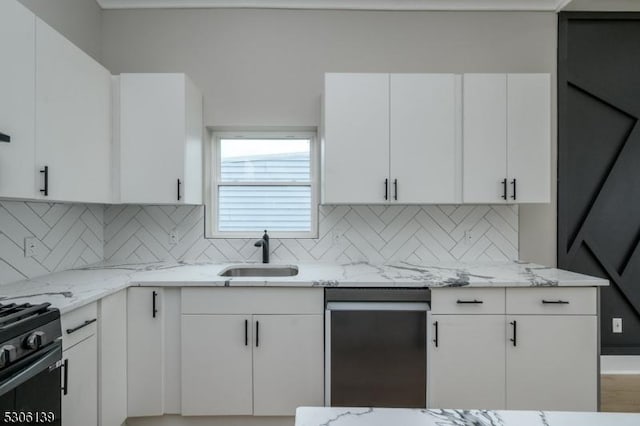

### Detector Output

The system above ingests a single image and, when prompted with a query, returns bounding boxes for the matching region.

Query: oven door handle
[0,340,62,396]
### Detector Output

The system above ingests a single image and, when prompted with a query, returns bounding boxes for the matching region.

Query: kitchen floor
[601,375,640,412]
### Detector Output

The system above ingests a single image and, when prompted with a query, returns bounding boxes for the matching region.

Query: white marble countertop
[0,260,607,314]
[295,407,640,426]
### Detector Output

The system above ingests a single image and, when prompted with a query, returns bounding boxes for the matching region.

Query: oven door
[0,340,62,425]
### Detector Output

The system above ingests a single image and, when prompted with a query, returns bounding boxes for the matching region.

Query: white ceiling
[95,0,566,11]
[95,0,640,11]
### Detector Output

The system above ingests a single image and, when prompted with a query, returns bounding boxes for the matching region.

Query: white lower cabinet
[180,288,324,417]
[253,314,324,416]
[127,288,164,417]
[181,315,253,415]
[62,335,98,426]
[429,287,598,412]
[429,315,506,410]
[506,315,598,411]
[98,290,127,426]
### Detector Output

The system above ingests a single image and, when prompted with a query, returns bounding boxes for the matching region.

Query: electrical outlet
[24,237,37,257]
[169,230,180,245]
[613,318,623,334]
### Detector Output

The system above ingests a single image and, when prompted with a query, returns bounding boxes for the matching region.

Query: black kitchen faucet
[254,230,270,263]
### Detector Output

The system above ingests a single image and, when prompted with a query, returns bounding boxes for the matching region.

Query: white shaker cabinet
[463,73,550,203]
[429,315,506,410]
[253,314,324,416]
[62,336,98,426]
[127,288,164,418]
[181,315,254,415]
[0,0,36,199]
[390,74,461,204]
[117,74,203,204]
[35,18,112,203]
[98,291,127,426]
[506,74,551,203]
[323,73,461,204]
[506,315,598,411]
[323,73,390,204]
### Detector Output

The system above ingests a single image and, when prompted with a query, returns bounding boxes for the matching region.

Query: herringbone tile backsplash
[0,201,104,285]
[104,204,518,265]
[0,201,518,286]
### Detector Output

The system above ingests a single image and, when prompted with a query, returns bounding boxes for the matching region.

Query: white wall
[18,0,103,62]
[102,9,558,266]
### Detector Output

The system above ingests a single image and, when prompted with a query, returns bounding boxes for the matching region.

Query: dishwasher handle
[325,302,430,311]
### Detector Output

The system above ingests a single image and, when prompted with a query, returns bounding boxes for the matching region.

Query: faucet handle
[263,230,269,241]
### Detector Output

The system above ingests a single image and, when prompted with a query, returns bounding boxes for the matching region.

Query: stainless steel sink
[218,265,299,277]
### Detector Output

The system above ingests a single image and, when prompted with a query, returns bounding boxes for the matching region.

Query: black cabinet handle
[511,179,517,200]
[66,319,97,335]
[62,359,69,395]
[510,320,517,347]
[0,132,10,143]
[542,300,570,304]
[433,321,439,348]
[152,291,158,318]
[384,179,388,201]
[177,179,182,201]
[394,179,398,201]
[501,178,507,200]
[244,319,248,346]
[40,166,49,196]
[256,321,260,347]
[456,299,483,304]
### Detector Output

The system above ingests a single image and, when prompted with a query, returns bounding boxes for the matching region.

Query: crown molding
[96,0,565,11]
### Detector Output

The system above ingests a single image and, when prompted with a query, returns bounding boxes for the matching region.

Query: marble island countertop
[0,259,608,314]
[295,407,640,426]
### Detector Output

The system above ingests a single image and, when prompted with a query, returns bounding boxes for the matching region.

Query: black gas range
[0,302,62,425]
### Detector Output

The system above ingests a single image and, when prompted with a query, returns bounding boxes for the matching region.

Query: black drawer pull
[177,179,182,201]
[0,132,10,143]
[40,166,49,196]
[394,179,398,201]
[501,178,507,200]
[433,321,439,348]
[510,320,517,347]
[244,319,248,346]
[65,318,97,335]
[542,300,570,304]
[256,321,260,347]
[62,359,69,395]
[456,299,483,304]
[511,178,517,200]
[384,179,388,201]
[152,291,158,318]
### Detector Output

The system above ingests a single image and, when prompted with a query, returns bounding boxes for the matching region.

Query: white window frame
[206,129,319,239]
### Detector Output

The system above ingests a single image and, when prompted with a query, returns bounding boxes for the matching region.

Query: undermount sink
[218,265,299,277]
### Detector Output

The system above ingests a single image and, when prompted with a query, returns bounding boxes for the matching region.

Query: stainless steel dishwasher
[325,288,430,408]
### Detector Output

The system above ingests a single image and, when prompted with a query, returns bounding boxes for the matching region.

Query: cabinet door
[127,288,164,417]
[463,74,507,203]
[253,315,324,415]
[62,335,98,426]
[0,0,36,199]
[323,73,390,204]
[120,74,186,204]
[429,315,506,410]
[506,315,598,411]
[35,18,111,203]
[98,291,127,426]
[181,315,253,415]
[390,74,460,203]
[507,74,551,203]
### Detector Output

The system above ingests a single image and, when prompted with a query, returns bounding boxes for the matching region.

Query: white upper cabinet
[0,0,36,200]
[118,73,203,205]
[390,74,460,204]
[507,74,551,203]
[462,74,508,204]
[35,18,112,203]
[323,73,461,205]
[323,73,390,204]
[463,73,550,204]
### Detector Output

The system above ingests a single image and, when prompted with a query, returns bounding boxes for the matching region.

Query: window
[209,131,318,238]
